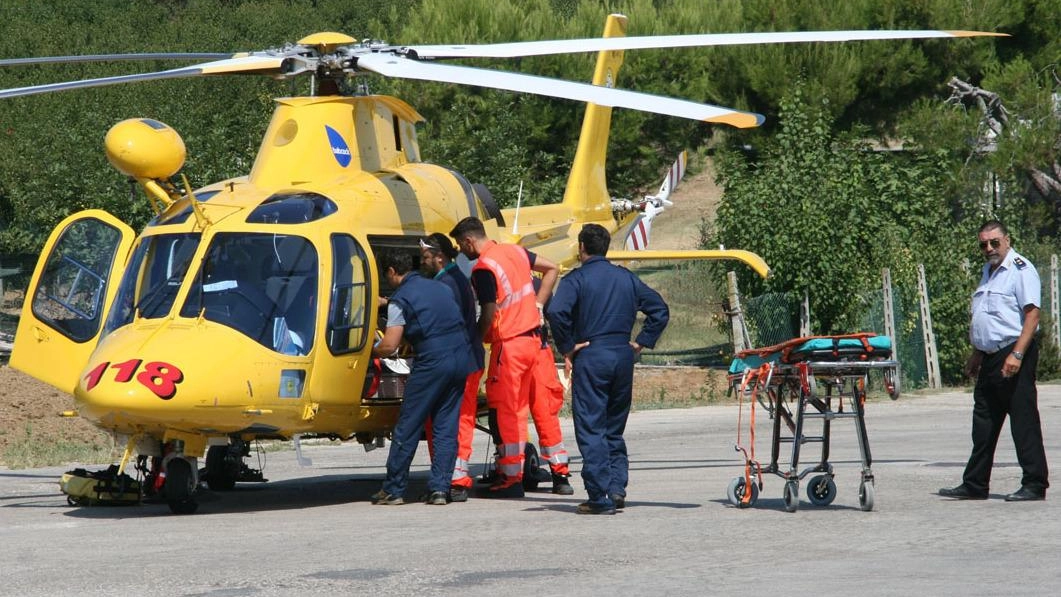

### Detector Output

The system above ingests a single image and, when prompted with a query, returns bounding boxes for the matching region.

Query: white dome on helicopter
[104,118,186,179]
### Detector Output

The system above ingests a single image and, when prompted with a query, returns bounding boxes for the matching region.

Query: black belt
[514,328,540,338]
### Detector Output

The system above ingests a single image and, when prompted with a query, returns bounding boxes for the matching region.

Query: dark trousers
[571,342,634,506]
[382,358,465,497]
[963,340,1049,494]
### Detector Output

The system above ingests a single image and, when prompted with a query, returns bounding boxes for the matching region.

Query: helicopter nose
[74,323,306,434]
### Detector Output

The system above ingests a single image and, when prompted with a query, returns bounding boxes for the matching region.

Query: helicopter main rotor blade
[0,53,238,67]
[355,53,763,128]
[0,55,284,99]
[405,29,1005,59]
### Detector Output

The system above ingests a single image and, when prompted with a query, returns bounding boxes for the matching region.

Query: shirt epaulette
[1014,257,1027,270]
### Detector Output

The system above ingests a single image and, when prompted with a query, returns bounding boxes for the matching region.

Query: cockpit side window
[328,234,370,354]
[180,233,318,355]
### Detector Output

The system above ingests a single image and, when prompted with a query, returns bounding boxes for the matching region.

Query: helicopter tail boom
[560,14,629,227]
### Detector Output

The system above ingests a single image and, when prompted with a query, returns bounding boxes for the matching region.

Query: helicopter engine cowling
[104,118,186,179]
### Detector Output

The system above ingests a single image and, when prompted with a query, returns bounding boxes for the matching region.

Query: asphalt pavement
[2,384,1060,596]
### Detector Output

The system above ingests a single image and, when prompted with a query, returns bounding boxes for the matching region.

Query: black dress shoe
[1004,487,1045,502]
[576,501,616,515]
[938,485,988,500]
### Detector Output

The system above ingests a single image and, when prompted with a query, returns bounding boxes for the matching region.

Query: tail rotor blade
[657,151,688,202]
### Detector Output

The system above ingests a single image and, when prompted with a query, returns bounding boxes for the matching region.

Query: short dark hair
[422,232,458,260]
[579,223,610,257]
[979,219,1008,236]
[450,217,486,241]
[377,247,415,276]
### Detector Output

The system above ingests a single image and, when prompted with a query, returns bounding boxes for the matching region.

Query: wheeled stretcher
[726,333,900,512]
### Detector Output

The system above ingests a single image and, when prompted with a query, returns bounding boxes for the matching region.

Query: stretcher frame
[727,337,899,513]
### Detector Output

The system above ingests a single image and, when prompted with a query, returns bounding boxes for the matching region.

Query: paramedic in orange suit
[450,216,558,498]
[419,233,484,503]
[527,317,574,495]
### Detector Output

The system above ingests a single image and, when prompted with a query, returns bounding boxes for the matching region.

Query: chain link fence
[855,288,928,389]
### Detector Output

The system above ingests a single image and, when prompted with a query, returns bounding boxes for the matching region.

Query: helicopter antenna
[511,180,524,235]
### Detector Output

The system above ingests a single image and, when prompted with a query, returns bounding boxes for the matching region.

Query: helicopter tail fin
[621,151,687,251]
[560,13,628,225]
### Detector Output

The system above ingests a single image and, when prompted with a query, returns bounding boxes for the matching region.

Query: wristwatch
[1012,351,1024,361]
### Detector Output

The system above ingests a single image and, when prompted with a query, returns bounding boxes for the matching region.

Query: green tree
[711,85,980,382]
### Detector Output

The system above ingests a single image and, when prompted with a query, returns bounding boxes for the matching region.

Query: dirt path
[641,158,722,250]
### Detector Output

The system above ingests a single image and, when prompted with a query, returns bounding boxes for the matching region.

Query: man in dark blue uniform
[940,220,1049,501]
[371,247,477,506]
[546,224,669,514]
[419,233,485,502]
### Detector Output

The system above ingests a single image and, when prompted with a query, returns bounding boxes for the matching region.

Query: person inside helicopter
[181,233,318,355]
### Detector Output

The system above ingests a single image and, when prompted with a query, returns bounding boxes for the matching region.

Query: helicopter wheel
[164,457,199,515]
[205,445,240,491]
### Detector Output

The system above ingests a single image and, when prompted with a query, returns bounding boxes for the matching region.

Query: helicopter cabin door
[10,210,135,394]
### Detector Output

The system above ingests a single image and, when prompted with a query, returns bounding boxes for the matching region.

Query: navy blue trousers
[382,356,465,497]
[571,342,635,506]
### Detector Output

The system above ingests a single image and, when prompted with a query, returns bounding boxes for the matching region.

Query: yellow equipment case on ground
[60,465,141,506]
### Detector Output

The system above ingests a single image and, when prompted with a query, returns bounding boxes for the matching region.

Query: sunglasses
[978,238,1003,250]
[418,238,440,251]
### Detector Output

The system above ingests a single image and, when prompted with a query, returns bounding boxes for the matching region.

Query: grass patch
[1,424,118,469]
[631,261,729,353]
[632,380,730,411]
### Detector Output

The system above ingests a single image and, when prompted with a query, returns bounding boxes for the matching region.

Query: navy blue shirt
[546,256,669,355]
[388,272,475,376]
[436,263,485,369]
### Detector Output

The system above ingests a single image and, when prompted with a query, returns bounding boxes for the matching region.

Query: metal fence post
[882,268,899,363]
[917,264,941,389]
[1052,254,1059,350]
[726,271,750,353]
[799,290,811,337]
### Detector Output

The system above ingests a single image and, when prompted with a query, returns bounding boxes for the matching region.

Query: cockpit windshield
[104,233,201,334]
[180,233,318,355]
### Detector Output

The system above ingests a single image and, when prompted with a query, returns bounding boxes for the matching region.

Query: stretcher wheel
[806,474,837,506]
[884,369,901,400]
[726,477,758,508]
[859,479,875,512]
[783,481,799,512]
[522,443,549,491]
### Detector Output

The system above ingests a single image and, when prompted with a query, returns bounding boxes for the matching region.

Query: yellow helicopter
[1,14,998,513]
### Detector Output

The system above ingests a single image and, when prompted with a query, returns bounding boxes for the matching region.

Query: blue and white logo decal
[325,125,352,167]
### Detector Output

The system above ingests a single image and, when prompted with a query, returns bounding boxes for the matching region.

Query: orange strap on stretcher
[734,363,772,504]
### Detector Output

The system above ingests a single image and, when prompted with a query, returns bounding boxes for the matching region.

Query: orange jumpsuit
[526,340,570,476]
[473,241,541,488]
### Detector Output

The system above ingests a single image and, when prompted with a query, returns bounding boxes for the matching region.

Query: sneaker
[610,494,625,509]
[480,482,525,499]
[422,490,448,505]
[551,473,574,495]
[370,490,404,505]
[449,486,469,503]
[576,501,616,515]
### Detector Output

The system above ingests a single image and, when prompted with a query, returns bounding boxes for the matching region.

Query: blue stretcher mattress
[729,335,892,374]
